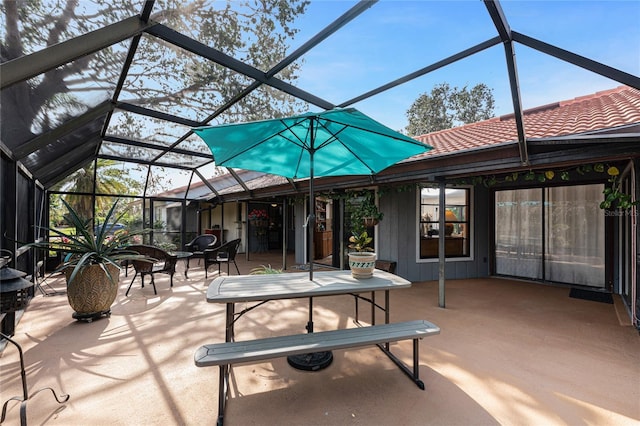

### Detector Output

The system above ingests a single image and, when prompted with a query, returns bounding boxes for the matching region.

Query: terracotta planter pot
[348,252,377,279]
[65,263,120,316]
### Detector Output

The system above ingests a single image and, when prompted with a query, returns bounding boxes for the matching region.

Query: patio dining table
[206,269,412,369]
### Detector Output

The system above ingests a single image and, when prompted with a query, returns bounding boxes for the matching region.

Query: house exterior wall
[185,203,198,237]
[377,185,491,283]
[283,162,637,327]
[195,202,245,251]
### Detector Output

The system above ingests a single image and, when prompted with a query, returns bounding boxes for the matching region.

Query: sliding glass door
[545,185,605,286]
[495,184,605,287]
[495,188,543,279]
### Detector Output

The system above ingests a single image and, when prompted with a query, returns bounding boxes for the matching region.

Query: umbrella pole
[308,122,315,281]
[309,165,315,280]
[287,118,333,372]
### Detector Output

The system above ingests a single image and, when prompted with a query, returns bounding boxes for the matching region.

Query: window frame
[416,185,473,262]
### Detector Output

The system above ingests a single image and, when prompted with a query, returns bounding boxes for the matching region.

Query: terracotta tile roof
[413,85,640,157]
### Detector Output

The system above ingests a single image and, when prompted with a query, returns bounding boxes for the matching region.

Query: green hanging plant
[345,190,384,233]
[600,166,638,210]
[454,162,636,209]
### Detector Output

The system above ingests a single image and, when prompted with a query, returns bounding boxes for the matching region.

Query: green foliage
[345,190,383,237]
[153,240,178,252]
[455,162,637,211]
[311,189,385,237]
[451,83,496,124]
[48,195,66,227]
[25,199,151,284]
[348,231,374,252]
[600,167,638,210]
[250,264,283,274]
[50,160,145,224]
[406,82,495,136]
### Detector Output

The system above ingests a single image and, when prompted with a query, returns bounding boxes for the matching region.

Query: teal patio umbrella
[193,107,432,279]
[194,108,432,371]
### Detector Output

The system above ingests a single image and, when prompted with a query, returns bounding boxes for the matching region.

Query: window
[418,186,471,259]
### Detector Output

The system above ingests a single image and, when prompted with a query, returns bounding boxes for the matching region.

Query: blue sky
[282,0,640,132]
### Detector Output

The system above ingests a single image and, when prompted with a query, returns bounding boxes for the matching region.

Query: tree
[405,83,495,136]
[1,0,310,173]
[51,159,144,223]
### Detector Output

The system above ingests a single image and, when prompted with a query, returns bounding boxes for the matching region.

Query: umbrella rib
[217,118,307,168]
[279,118,312,178]
[218,133,278,165]
[315,120,377,174]
[280,117,312,150]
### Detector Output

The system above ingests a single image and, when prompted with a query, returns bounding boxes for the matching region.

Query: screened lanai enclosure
[1,0,640,330]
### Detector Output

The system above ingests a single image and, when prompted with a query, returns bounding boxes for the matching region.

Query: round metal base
[72,309,111,323]
[287,351,333,371]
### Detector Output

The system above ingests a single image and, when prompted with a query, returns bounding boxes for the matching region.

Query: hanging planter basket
[250,219,269,228]
[362,217,379,227]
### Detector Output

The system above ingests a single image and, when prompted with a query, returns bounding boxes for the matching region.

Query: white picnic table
[206,269,411,303]
[200,270,438,425]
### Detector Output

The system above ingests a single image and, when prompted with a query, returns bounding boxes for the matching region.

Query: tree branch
[2,0,24,60]
[46,0,79,46]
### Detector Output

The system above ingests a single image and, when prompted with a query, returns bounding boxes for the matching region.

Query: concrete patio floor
[1,251,638,425]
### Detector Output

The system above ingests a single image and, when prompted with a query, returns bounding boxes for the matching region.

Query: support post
[438,180,446,308]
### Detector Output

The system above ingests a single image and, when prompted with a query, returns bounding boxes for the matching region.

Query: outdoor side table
[171,251,193,278]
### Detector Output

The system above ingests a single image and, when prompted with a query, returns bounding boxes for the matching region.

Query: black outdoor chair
[125,245,177,296]
[203,238,241,278]
[184,234,218,268]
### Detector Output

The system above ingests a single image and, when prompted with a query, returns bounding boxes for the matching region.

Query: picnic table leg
[226,303,235,342]
[215,304,236,425]
[385,290,390,324]
[354,290,391,329]
[371,291,376,325]
[384,290,390,350]
[217,364,227,426]
[376,338,425,390]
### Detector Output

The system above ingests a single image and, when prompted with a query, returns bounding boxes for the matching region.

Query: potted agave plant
[347,230,376,279]
[26,199,150,321]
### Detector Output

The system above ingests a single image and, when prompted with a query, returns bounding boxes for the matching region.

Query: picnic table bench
[195,319,440,425]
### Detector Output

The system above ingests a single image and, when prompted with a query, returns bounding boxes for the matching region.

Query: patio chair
[184,234,218,268]
[203,238,241,278]
[125,245,177,296]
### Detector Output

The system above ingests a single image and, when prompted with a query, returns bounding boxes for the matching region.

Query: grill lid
[0,251,34,293]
